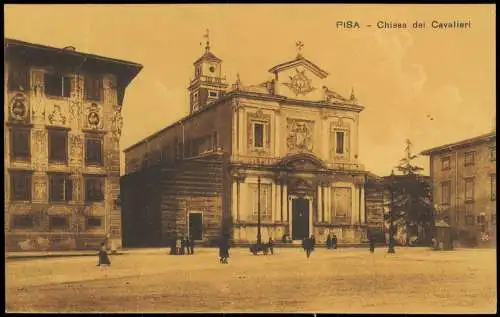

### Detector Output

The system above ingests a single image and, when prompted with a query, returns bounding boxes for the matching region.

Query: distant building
[122,39,370,247]
[421,132,496,246]
[4,38,142,251]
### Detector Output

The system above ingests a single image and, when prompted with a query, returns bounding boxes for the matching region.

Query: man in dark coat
[189,237,195,255]
[219,236,230,264]
[332,234,338,249]
[326,234,332,249]
[305,237,313,258]
[268,237,274,255]
[368,231,375,253]
[97,242,111,266]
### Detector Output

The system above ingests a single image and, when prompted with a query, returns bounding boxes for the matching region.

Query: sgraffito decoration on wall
[283,68,316,96]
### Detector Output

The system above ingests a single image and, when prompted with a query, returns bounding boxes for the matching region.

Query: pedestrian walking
[97,242,111,267]
[368,232,375,253]
[326,233,332,249]
[268,237,274,255]
[176,238,182,255]
[187,237,194,255]
[305,236,313,259]
[219,236,229,264]
[311,234,316,251]
[332,234,338,249]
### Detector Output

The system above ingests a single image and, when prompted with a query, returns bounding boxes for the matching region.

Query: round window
[209,66,215,73]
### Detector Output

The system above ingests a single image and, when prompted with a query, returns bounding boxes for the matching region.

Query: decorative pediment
[268,55,328,79]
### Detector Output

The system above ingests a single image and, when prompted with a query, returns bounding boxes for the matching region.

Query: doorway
[291,198,310,240]
[188,212,203,241]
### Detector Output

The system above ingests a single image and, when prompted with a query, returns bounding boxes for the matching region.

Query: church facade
[123,40,369,245]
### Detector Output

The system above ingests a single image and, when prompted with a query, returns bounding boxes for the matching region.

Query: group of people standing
[325,233,338,249]
[171,236,195,255]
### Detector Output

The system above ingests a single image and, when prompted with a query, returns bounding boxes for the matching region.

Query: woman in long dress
[97,242,111,267]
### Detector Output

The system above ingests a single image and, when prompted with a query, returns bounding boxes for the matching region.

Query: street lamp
[257,176,262,246]
[388,170,396,254]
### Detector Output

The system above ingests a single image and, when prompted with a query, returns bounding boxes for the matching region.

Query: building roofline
[123,89,364,153]
[420,132,496,155]
[4,38,143,69]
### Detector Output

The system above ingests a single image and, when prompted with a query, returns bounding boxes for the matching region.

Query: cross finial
[296,41,304,57]
[204,29,210,52]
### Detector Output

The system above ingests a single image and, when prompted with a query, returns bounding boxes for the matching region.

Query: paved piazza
[6,247,497,313]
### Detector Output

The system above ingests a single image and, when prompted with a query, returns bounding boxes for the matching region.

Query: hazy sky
[5,4,496,176]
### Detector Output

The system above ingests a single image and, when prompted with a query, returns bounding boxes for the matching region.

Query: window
[12,215,35,229]
[464,151,475,166]
[250,183,272,221]
[441,157,451,170]
[491,174,496,201]
[491,147,496,162]
[84,75,103,102]
[86,216,103,229]
[49,174,72,202]
[85,137,103,165]
[48,129,68,163]
[44,73,71,97]
[10,128,30,161]
[464,178,474,202]
[8,65,29,91]
[336,131,345,154]
[440,181,451,205]
[209,91,218,97]
[49,216,68,230]
[10,172,32,201]
[85,177,104,202]
[253,123,264,148]
[465,204,474,226]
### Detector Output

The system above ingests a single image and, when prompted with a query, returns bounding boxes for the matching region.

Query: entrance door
[292,198,310,240]
[188,212,203,241]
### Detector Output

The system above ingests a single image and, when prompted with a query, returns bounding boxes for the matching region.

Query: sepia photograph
[4,3,496,313]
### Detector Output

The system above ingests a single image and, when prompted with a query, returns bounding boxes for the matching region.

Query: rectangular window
[8,65,29,91]
[465,204,474,226]
[254,123,264,148]
[441,157,451,170]
[491,147,496,162]
[464,151,475,166]
[85,177,104,202]
[49,216,68,230]
[336,131,345,154]
[48,129,68,163]
[44,73,71,98]
[10,172,32,201]
[85,137,103,166]
[85,75,103,102]
[10,128,30,161]
[49,174,72,202]
[250,183,272,220]
[12,214,35,229]
[491,174,496,201]
[464,178,474,202]
[440,181,451,205]
[86,216,103,229]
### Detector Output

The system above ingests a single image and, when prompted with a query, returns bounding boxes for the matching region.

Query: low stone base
[6,233,110,252]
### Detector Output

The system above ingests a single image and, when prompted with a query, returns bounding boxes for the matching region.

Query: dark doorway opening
[189,212,203,241]
[292,198,310,240]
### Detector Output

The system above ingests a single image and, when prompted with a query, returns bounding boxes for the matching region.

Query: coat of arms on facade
[48,104,66,126]
[87,103,101,129]
[283,68,316,96]
[10,93,28,121]
[287,119,313,151]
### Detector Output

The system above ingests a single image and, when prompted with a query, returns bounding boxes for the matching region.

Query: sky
[4,4,496,176]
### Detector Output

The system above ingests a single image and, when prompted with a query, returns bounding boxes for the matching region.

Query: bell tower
[188,30,228,114]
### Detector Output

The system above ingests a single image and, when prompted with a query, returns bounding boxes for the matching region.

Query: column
[238,181,246,221]
[325,185,331,223]
[238,109,244,156]
[232,179,238,221]
[275,113,280,157]
[317,184,323,222]
[232,109,237,157]
[282,183,288,222]
[351,185,358,224]
[360,186,366,224]
[271,182,276,222]
[275,181,281,222]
